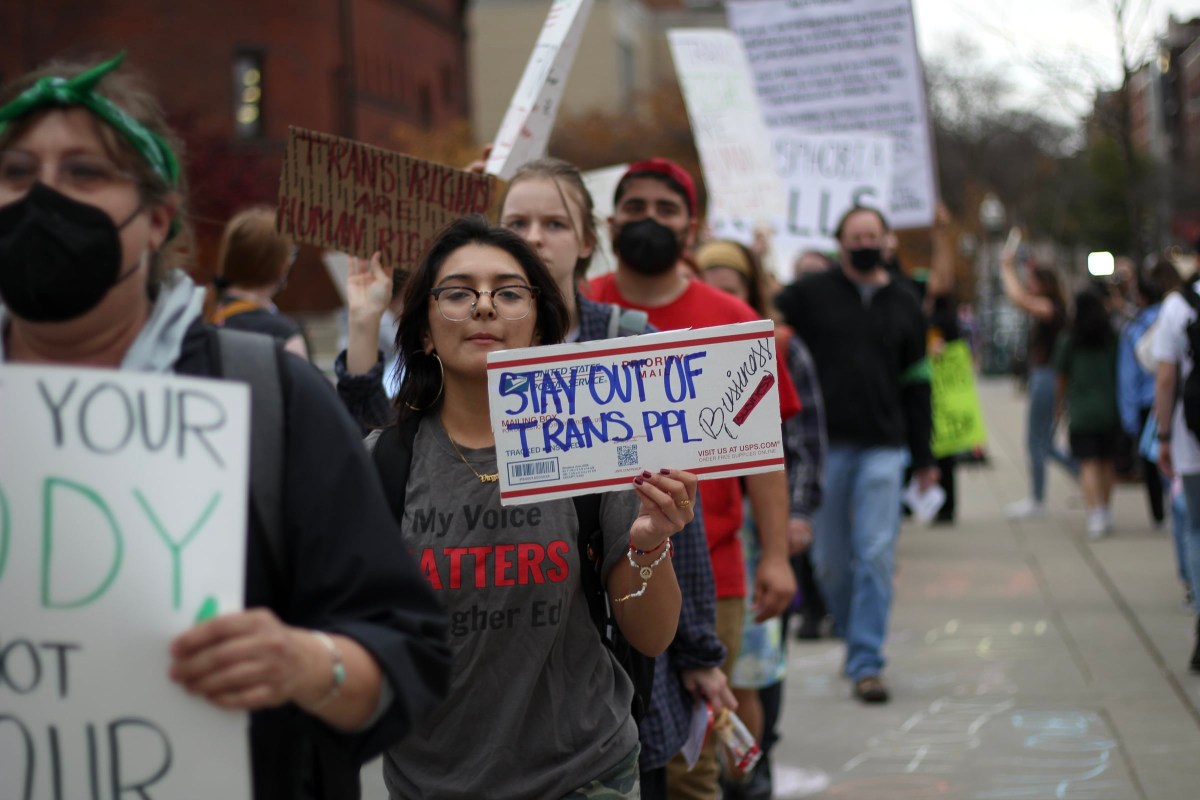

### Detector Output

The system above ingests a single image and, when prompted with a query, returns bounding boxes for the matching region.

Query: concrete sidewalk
[769,376,1200,800]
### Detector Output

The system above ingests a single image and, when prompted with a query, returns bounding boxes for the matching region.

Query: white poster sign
[773,131,893,269]
[486,0,594,181]
[0,365,252,799]
[726,0,936,229]
[581,163,627,278]
[487,321,785,506]
[668,29,786,242]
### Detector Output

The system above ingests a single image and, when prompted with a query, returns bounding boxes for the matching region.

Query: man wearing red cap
[589,158,799,798]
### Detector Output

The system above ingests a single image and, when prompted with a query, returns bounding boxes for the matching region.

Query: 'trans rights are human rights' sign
[486,321,785,506]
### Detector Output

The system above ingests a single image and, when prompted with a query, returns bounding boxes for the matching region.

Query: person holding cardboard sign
[0,54,450,800]
[371,215,694,799]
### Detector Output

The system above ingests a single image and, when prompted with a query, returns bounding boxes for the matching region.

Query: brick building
[0,0,471,312]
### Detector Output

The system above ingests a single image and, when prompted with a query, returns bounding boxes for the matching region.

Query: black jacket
[175,323,449,800]
[775,268,934,469]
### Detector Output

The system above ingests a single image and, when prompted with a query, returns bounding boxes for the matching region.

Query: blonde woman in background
[207,205,310,359]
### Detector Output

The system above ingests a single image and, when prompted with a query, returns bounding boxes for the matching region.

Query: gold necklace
[446,432,499,483]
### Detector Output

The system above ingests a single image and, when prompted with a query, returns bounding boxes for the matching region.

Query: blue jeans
[811,445,906,680]
[1171,488,1191,590]
[1027,367,1078,502]
[1178,476,1200,614]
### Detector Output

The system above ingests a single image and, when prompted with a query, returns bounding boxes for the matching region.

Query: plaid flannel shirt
[781,334,826,521]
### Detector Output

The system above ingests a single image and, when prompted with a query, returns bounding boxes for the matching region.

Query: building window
[233,50,264,140]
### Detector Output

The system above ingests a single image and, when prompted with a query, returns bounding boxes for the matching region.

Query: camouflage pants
[562,744,641,800]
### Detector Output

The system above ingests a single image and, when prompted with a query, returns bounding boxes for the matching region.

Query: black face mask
[847,247,882,274]
[0,183,142,322]
[615,218,681,276]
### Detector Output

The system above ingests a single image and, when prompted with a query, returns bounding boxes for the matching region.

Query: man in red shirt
[589,158,799,798]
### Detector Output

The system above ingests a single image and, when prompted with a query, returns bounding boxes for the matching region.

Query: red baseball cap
[619,158,697,215]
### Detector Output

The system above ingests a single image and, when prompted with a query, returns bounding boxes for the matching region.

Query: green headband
[0,51,180,188]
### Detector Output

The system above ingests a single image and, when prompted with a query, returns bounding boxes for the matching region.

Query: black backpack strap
[216,329,285,573]
[572,492,654,722]
[371,413,423,524]
[572,493,608,637]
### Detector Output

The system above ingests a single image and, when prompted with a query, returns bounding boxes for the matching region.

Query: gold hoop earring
[405,352,445,411]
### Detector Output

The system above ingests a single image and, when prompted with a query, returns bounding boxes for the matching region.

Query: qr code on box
[617,444,638,468]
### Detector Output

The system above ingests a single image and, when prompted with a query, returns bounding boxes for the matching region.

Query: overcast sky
[911,0,1200,118]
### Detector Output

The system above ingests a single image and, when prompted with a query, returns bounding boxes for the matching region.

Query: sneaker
[853,675,890,704]
[1086,509,1109,540]
[1006,498,1046,519]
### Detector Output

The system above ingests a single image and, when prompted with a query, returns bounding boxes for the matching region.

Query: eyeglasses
[0,150,137,195]
[430,284,538,321]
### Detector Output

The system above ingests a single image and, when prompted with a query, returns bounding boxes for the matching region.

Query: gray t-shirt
[383,417,641,800]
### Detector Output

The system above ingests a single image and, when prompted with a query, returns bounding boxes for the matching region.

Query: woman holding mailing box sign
[340,157,730,798]
[0,54,449,800]
[373,215,694,798]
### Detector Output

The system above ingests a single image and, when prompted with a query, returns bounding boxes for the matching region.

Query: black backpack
[370,413,654,722]
[1180,287,1200,436]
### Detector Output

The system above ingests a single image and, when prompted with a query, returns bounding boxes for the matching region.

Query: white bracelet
[309,631,346,711]
[613,539,673,603]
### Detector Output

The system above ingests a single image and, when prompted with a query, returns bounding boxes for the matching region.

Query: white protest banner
[773,130,893,268]
[726,0,936,229]
[486,320,785,506]
[0,365,252,798]
[486,0,593,181]
[581,163,627,278]
[668,29,786,242]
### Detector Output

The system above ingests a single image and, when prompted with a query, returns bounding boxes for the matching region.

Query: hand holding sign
[170,608,315,710]
[630,468,698,553]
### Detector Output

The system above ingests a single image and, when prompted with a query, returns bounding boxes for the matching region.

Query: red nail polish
[659,468,670,475]
[642,470,652,479]
[634,477,644,485]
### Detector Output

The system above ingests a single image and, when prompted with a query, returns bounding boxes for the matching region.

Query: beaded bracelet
[612,539,673,603]
[630,536,666,557]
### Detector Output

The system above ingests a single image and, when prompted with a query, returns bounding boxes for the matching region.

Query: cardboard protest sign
[726,0,936,230]
[668,29,786,243]
[772,131,893,268]
[0,365,251,798]
[486,321,785,506]
[486,0,593,181]
[279,126,501,269]
[930,340,988,458]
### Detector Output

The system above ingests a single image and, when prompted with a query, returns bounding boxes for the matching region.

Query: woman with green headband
[0,55,450,800]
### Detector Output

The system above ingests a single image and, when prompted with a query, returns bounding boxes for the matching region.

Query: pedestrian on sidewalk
[206,205,310,360]
[1118,262,1179,527]
[1055,289,1120,539]
[775,205,937,705]
[375,216,694,798]
[335,157,733,798]
[1001,247,1079,518]
[0,53,452,800]
[1152,274,1200,673]
[588,158,800,796]
[699,237,827,798]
